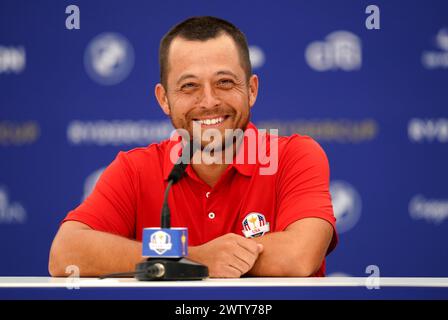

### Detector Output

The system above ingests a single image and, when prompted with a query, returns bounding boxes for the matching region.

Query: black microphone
[160,140,193,229]
[135,140,209,281]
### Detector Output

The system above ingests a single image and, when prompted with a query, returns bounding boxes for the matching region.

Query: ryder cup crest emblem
[149,231,173,255]
[242,212,270,238]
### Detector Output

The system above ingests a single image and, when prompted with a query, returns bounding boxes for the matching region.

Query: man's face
[155,34,258,150]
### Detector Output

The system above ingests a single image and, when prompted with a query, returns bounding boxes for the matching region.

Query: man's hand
[188,233,263,278]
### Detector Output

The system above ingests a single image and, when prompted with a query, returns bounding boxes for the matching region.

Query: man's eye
[181,83,197,90]
[218,79,234,87]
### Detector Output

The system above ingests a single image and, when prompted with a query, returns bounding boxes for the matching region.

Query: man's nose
[198,83,220,109]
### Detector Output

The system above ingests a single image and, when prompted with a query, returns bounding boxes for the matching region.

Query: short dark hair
[159,16,252,88]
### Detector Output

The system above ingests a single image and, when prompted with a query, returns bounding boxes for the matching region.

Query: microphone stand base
[135,258,209,281]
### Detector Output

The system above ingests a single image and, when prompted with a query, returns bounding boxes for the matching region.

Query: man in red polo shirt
[49,16,337,278]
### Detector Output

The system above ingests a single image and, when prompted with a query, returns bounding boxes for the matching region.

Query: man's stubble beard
[167,103,251,154]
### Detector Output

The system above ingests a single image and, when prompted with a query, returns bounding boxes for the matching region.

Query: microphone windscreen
[168,140,195,183]
[168,163,187,183]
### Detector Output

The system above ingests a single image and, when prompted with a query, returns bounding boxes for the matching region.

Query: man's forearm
[49,227,142,277]
[247,219,333,277]
[246,231,312,277]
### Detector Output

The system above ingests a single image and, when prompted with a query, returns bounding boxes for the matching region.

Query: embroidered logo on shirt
[242,212,270,238]
[149,231,173,255]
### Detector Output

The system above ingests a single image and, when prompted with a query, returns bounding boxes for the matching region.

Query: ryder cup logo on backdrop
[0,186,27,224]
[422,28,448,69]
[84,32,135,85]
[242,212,270,238]
[330,180,362,233]
[249,45,266,69]
[305,31,362,71]
[149,231,173,255]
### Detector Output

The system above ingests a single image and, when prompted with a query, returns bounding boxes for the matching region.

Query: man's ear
[248,74,259,108]
[155,83,170,116]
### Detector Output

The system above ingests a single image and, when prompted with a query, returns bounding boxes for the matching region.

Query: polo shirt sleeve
[275,135,338,254]
[62,151,138,239]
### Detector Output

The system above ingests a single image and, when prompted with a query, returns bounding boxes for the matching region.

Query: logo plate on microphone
[142,228,188,258]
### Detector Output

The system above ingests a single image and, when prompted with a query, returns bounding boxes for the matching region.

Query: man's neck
[189,135,244,188]
[191,161,229,188]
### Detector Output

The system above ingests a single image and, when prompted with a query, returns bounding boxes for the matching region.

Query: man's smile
[192,115,231,127]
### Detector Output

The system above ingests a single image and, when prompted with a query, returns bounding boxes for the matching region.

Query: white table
[1,276,447,288]
[0,277,447,299]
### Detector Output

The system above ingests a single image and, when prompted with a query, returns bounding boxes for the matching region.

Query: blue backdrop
[1,0,447,277]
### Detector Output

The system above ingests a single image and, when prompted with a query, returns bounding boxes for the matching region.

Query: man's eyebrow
[176,74,198,85]
[176,70,239,85]
[216,70,239,79]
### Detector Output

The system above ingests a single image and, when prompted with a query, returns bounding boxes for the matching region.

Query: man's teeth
[196,117,225,125]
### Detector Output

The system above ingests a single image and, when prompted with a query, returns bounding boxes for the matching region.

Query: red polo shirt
[63,122,338,276]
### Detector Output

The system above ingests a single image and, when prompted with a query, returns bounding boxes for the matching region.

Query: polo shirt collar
[163,122,259,181]
[232,122,258,177]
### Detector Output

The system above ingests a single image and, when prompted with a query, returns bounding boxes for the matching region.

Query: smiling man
[49,16,338,278]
